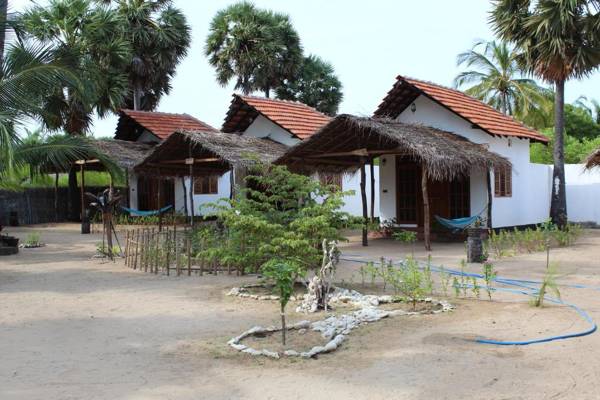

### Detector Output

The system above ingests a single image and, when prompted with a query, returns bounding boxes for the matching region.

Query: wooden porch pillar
[360,161,368,247]
[486,169,493,229]
[229,167,235,200]
[370,157,376,222]
[421,165,431,251]
[181,176,188,217]
[157,170,163,232]
[79,163,85,222]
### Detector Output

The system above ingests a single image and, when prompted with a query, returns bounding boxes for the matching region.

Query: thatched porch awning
[277,114,510,180]
[585,148,600,170]
[82,139,154,172]
[134,130,288,177]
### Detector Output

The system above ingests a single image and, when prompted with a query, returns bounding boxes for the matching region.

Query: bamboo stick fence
[122,225,235,276]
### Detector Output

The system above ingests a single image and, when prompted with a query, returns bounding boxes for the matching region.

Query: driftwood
[298,240,339,313]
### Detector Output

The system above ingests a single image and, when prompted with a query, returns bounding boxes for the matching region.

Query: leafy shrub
[198,162,355,275]
[25,232,41,247]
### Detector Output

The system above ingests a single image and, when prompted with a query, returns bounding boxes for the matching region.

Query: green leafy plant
[482,261,497,301]
[452,276,461,298]
[470,276,480,299]
[262,260,303,345]
[459,260,468,297]
[393,230,417,255]
[24,232,41,247]
[423,256,434,295]
[397,257,425,310]
[439,266,450,297]
[199,162,355,275]
[532,263,561,308]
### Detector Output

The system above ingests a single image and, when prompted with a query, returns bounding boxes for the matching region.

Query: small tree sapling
[482,261,497,301]
[262,259,303,345]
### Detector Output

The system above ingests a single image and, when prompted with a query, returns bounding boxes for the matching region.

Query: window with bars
[319,173,343,191]
[449,177,470,218]
[494,166,512,197]
[193,175,218,195]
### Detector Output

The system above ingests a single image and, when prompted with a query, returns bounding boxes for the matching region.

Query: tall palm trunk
[550,79,567,228]
[0,0,7,67]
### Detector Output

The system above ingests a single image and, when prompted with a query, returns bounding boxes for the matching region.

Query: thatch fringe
[277,114,511,181]
[135,130,288,177]
[585,148,600,170]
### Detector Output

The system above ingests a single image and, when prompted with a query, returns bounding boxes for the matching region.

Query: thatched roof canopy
[135,130,288,177]
[86,139,154,171]
[277,114,511,180]
[585,148,600,170]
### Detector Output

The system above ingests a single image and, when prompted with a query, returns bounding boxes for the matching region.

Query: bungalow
[112,109,217,212]
[167,95,379,216]
[279,75,552,246]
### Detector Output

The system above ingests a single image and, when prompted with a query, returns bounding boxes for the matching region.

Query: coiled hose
[340,256,597,345]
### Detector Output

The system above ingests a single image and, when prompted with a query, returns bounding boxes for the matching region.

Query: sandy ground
[2,224,600,399]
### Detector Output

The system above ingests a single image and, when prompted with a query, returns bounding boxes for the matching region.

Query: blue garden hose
[339,256,598,345]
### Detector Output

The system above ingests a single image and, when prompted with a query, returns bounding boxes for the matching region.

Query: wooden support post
[360,162,368,247]
[157,171,163,232]
[188,143,195,228]
[175,226,181,276]
[181,176,188,217]
[230,167,235,200]
[486,169,493,229]
[370,157,376,223]
[421,165,431,251]
[125,169,130,208]
[54,172,59,223]
[80,164,85,221]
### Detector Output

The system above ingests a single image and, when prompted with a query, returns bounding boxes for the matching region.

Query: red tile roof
[222,95,331,139]
[374,76,549,143]
[117,109,217,140]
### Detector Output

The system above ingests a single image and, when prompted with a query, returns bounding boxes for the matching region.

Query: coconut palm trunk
[550,79,567,228]
[0,0,7,66]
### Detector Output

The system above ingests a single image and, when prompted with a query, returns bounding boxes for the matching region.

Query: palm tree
[491,0,600,228]
[454,40,552,127]
[275,54,343,116]
[205,1,302,97]
[16,0,131,219]
[575,96,600,125]
[110,0,191,110]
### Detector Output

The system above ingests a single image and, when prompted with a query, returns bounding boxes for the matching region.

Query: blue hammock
[121,205,173,217]
[435,215,481,231]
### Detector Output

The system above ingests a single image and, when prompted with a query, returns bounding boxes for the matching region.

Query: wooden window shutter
[506,166,512,197]
[494,168,500,197]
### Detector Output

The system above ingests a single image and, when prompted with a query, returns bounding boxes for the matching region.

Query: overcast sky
[12,0,600,137]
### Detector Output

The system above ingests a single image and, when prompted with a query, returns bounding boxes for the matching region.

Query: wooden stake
[54,172,59,223]
[421,165,431,251]
[188,142,195,228]
[124,230,130,266]
[360,162,368,247]
[133,229,140,270]
[165,228,171,276]
[154,230,160,274]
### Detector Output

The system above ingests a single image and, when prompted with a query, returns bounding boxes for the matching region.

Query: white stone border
[228,288,453,359]
[227,284,299,302]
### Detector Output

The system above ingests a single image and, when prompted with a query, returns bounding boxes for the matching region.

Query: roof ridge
[235,94,330,118]
[121,109,193,117]
[397,75,544,139]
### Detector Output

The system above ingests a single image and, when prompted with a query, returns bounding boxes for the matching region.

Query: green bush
[197,162,356,274]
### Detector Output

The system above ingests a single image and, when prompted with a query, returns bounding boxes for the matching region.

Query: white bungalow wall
[174,173,232,216]
[382,94,551,228]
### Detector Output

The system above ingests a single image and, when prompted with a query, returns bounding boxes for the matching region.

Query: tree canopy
[110,0,191,111]
[454,39,551,124]
[205,2,302,98]
[275,54,343,116]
